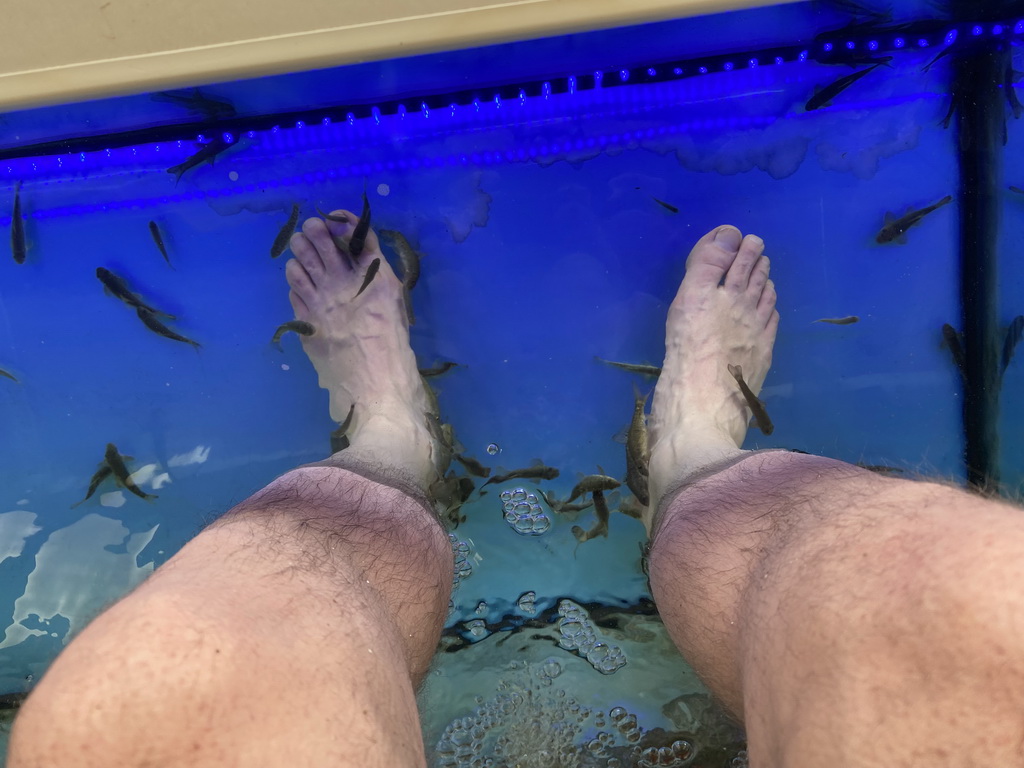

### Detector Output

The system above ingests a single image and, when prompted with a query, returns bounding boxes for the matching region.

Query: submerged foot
[286,210,437,494]
[645,225,779,531]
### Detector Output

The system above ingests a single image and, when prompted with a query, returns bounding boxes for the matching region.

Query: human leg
[9,212,453,768]
[646,226,1024,766]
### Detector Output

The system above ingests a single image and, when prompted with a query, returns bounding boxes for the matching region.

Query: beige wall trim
[2,0,793,113]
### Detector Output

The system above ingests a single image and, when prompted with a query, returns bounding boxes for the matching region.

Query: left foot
[285,211,437,494]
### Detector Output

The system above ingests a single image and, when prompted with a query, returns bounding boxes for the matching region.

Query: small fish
[876,195,953,245]
[330,403,356,453]
[652,197,679,214]
[0,367,17,383]
[857,463,906,475]
[805,62,885,111]
[10,181,25,264]
[483,463,561,487]
[941,323,966,378]
[618,495,645,520]
[380,229,421,326]
[596,357,662,378]
[354,258,381,298]
[348,192,372,258]
[152,88,236,120]
[271,204,301,258]
[571,490,611,546]
[419,361,460,378]
[1002,315,1024,375]
[625,387,650,507]
[728,364,774,436]
[566,474,621,504]
[317,207,349,224]
[1011,186,1024,195]
[148,221,172,267]
[813,316,860,325]
[71,464,114,508]
[104,443,156,501]
[454,454,491,478]
[96,267,175,318]
[136,307,201,348]
[167,136,234,183]
[271,319,316,349]
[543,491,594,514]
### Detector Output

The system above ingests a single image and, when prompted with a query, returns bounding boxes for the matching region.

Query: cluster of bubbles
[500,488,551,536]
[636,741,696,767]
[462,619,489,640]
[516,590,537,615]
[449,533,474,608]
[730,749,749,767]
[557,599,628,675]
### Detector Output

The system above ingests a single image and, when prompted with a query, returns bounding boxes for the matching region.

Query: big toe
[682,225,744,289]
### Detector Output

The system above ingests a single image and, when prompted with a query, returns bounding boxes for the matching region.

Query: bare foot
[645,225,779,531]
[285,211,437,494]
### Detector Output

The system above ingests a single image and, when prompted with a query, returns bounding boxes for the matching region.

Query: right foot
[285,211,438,494]
[645,226,779,531]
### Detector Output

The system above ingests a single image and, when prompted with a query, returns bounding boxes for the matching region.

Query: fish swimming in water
[876,195,953,245]
[71,464,114,508]
[805,61,886,111]
[271,204,301,258]
[10,181,26,264]
[813,316,859,325]
[566,474,621,504]
[96,267,175,318]
[167,136,234,184]
[625,387,650,506]
[1002,315,1024,376]
[652,197,679,214]
[0,368,17,383]
[380,228,421,325]
[455,454,491,478]
[571,489,611,547]
[941,323,965,379]
[542,491,593,514]
[316,207,349,223]
[148,221,172,267]
[727,364,773,435]
[483,462,560,487]
[271,320,315,350]
[330,403,356,453]
[354,258,381,298]
[1011,186,1024,195]
[348,192,372,259]
[136,307,201,348]
[596,357,662,378]
[152,88,236,120]
[419,361,459,378]
[104,443,156,501]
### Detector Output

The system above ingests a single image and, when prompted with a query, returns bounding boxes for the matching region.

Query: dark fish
[330,403,356,454]
[271,319,315,349]
[96,267,175,319]
[136,307,201,348]
[354,258,381,298]
[1012,186,1024,195]
[483,463,560,487]
[857,463,905,475]
[104,443,156,501]
[167,136,234,183]
[566,474,621,504]
[10,181,25,264]
[571,490,611,545]
[727,364,773,436]
[813,316,859,325]
[271,204,301,258]
[652,197,679,214]
[348,192,372,258]
[542,491,594,514]
[1002,315,1024,375]
[942,323,966,378]
[455,454,491,478]
[876,195,953,245]
[316,207,349,223]
[380,229,421,325]
[805,62,885,111]
[419,361,459,378]
[625,387,650,506]
[71,464,114,508]
[0,367,17,383]
[148,221,171,267]
[596,357,662,378]
[152,88,236,120]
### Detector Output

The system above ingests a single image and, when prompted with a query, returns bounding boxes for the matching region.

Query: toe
[285,258,317,308]
[683,225,743,288]
[292,228,327,285]
[723,234,764,293]
[757,279,778,322]
[748,255,770,297]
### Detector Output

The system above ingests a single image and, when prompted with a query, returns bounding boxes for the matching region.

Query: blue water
[1,0,1021,763]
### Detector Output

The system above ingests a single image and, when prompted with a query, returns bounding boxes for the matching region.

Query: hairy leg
[645,226,1024,766]
[10,211,452,768]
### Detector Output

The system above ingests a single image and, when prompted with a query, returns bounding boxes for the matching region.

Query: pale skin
[9,219,1024,767]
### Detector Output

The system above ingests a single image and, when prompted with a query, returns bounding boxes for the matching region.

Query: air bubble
[609,706,627,722]
[486,443,500,455]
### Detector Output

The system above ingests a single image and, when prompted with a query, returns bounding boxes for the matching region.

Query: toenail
[714,227,742,251]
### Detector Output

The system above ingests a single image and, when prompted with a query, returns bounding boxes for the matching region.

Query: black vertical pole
[954,45,1004,491]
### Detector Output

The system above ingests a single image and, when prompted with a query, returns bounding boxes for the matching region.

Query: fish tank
[2,0,1022,764]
